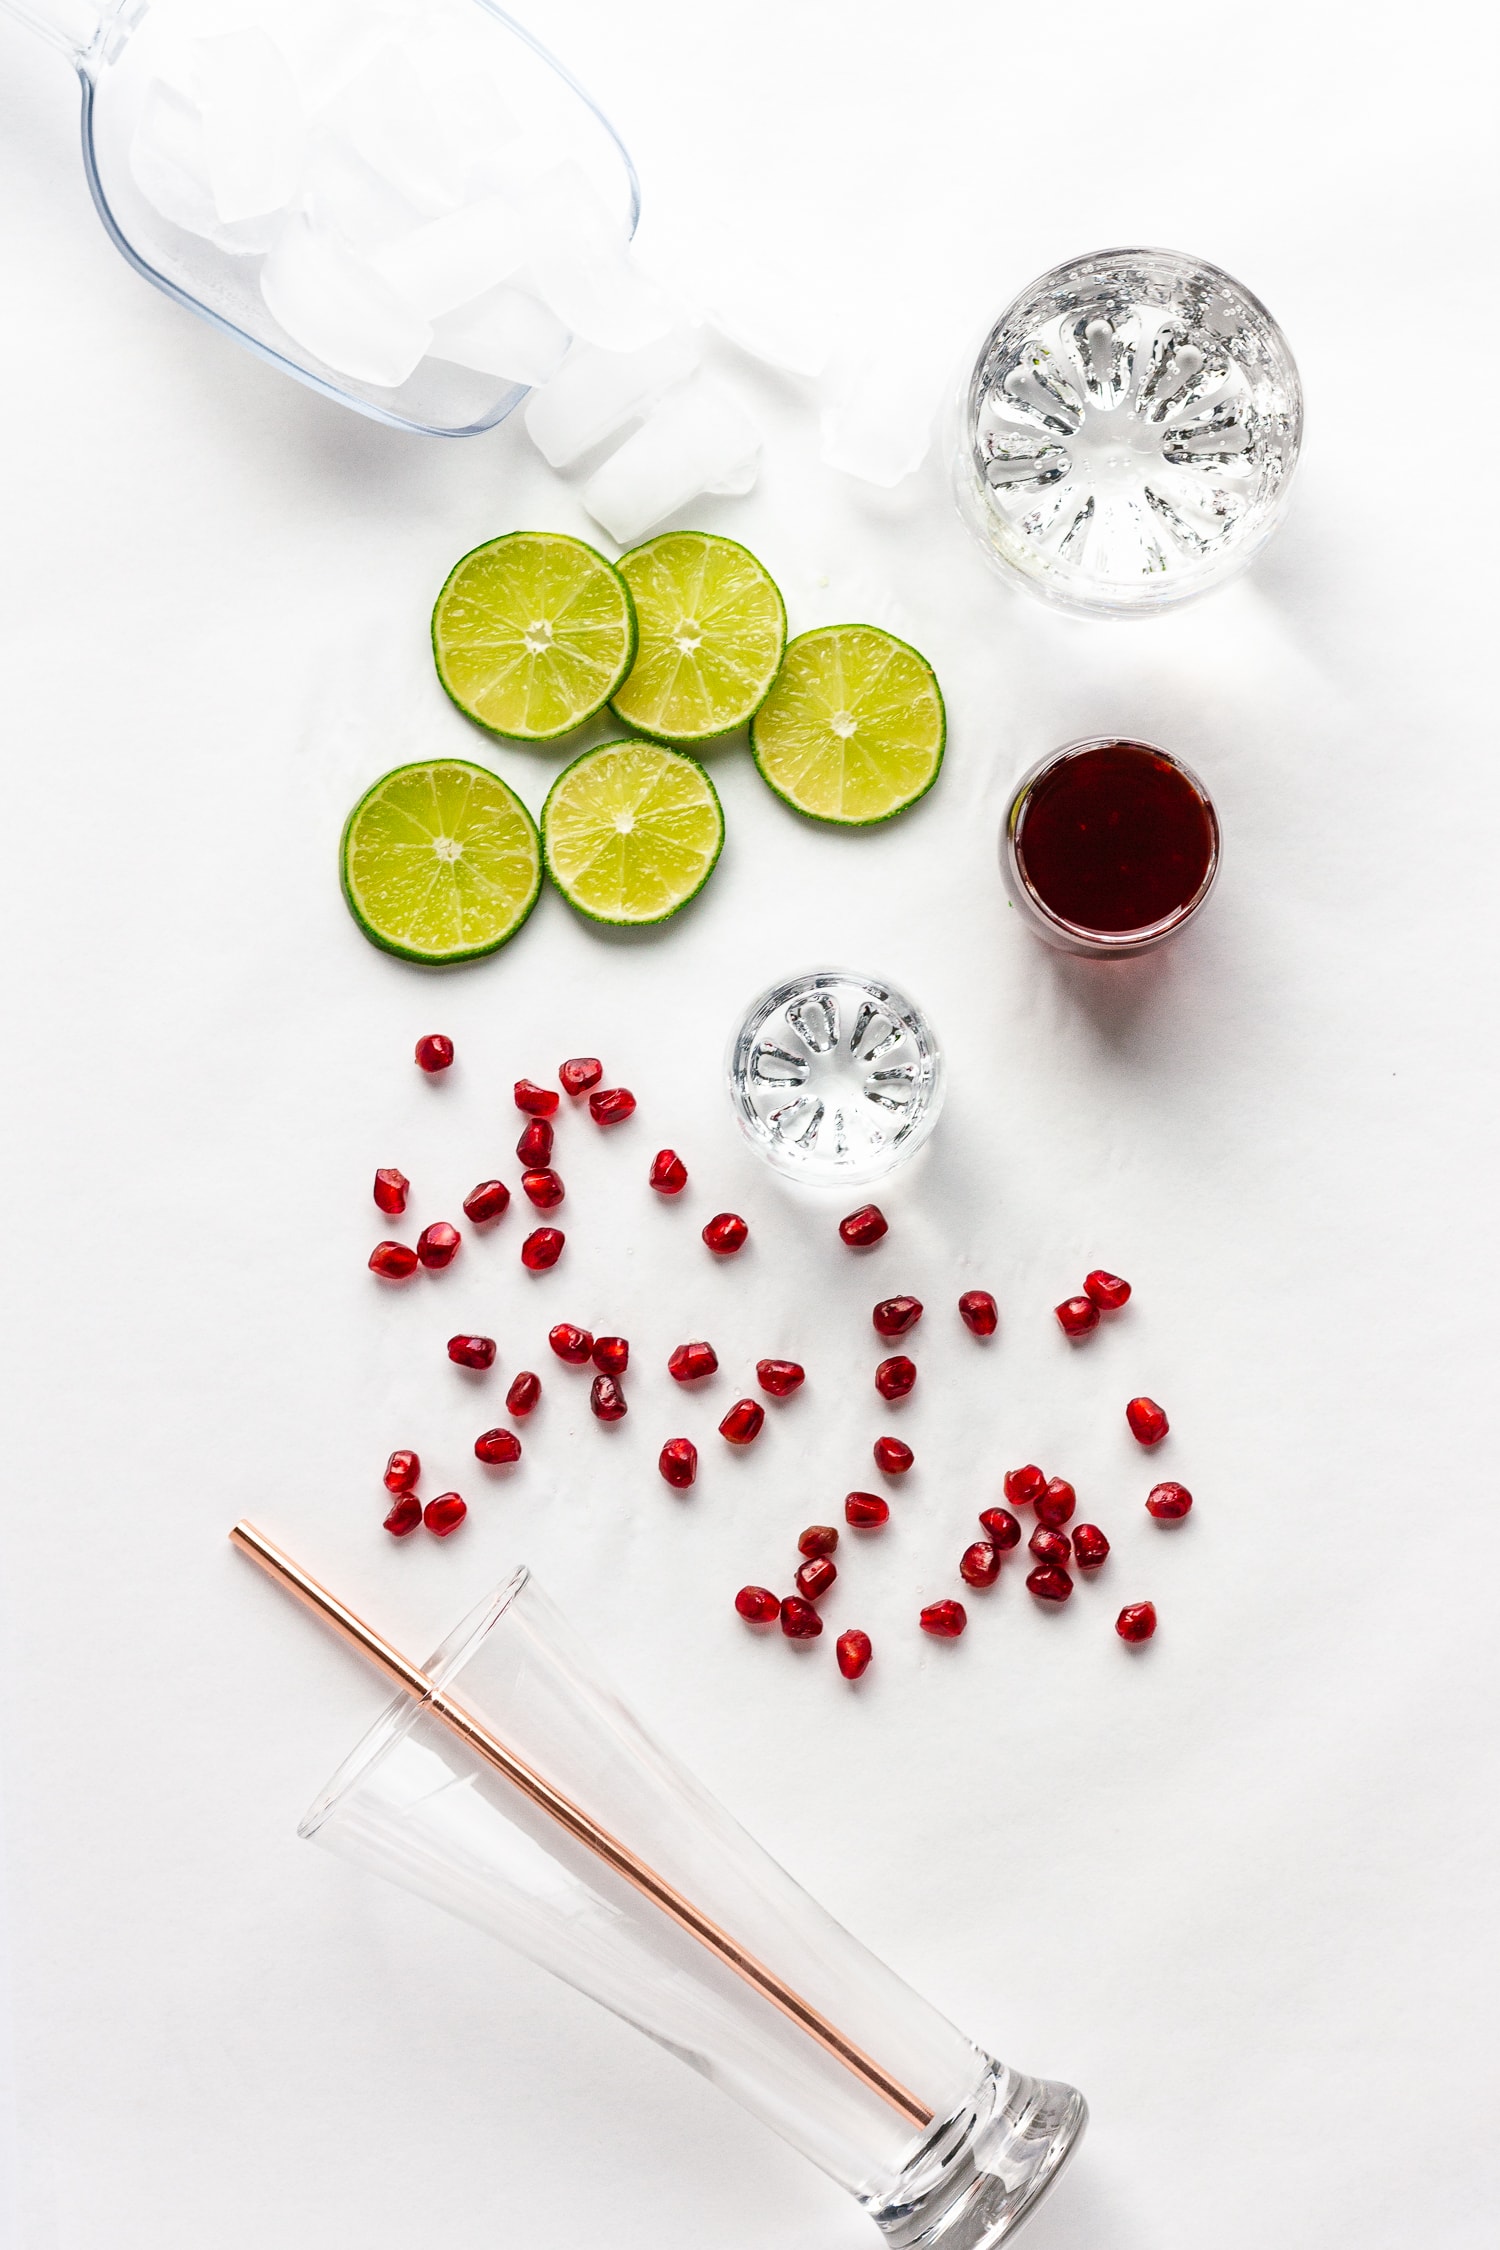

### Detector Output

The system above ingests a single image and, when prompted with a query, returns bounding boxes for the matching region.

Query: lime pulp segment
[749,624,945,825]
[542,739,724,925]
[432,531,637,741]
[610,532,787,743]
[341,759,542,962]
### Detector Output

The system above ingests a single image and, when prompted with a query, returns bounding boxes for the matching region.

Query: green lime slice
[341,759,542,963]
[749,624,946,825]
[432,531,637,741]
[609,532,787,743]
[542,740,724,926]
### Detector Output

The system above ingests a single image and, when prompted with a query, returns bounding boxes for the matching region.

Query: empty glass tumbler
[303,1569,1086,2246]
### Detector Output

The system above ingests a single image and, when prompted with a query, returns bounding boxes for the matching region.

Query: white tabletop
[2,3,1496,2246]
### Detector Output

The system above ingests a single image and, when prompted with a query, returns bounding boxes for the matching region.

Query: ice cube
[429,286,569,386]
[260,216,432,388]
[191,28,305,224]
[369,195,525,320]
[520,164,676,353]
[524,329,700,468]
[301,130,428,254]
[705,294,830,379]
[820,356,943,486]
[581,380,760,544]
[129,77,282,253]
[320,37,468,219]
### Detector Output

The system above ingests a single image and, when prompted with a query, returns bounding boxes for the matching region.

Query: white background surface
[2,2,1498,2245]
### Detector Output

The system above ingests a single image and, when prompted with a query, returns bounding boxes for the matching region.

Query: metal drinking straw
[230,1521,934,2131]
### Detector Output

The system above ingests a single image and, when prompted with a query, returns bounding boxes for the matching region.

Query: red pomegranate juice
[1012,740,1217,940]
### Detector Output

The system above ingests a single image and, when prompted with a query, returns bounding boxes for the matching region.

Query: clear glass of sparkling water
[727,970,944,1186]
[953,247,1303,617]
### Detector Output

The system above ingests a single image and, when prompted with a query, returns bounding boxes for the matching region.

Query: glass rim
[1004,735,1221,948]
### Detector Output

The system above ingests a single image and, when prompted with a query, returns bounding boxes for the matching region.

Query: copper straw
[230,1521,933,2130]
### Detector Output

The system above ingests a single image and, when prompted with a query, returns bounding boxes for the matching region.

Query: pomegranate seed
[839,1204,887,1247]
[516,1117,554,1166]
[836,1629,873,1680]
[474,1428,522,1466]
[515,1079,559,1116]
[659,1438,698,1488]
[592,1335,629,1375]
[797,1525,839,1558]
[919,1599,967,1638]
[447,1334,496,1370]
[383,1449,419,1493]
[702,1212,748,1255]
[548,1323,593,1364]
[1035,1477,1077,1528]
[873,1435,913,1474]
[463,1179,510,1225]
[521,1227,564,1269]
[1026,1564,1073,1602]
[559,1057,603,1096]
[1002,1464,1047,1508]
[779,1596,823,1639]
[977,1506,1021,1551]
[719,1398,764,1445]
[957,1289,998,1336]
[873,1294,923,1337]
[369,1240,418,1279]
[1072,1522,1110,1568]
[1116,1600,1158,1642]
[590,1374,628,1422]
[845,1492,890,1528]
[522,1167,565,1209]
[874,1354,916,1401]
[383,1493,422,1538]
[735,1584,780,1624]
[960,1541,1000,1588]
[506,1371,541,1416]
[1146,1481,1193,1520]
[423,1492,467,1537]
[795,1555,837,1601]
[668,1339,718,1383]
[416,1220,461,1269]
[373,1168,409,1215]
[415,1034,453,1073]
[649,1149,688,1195]
[589,1087,636,1125]
[1029,1525,1072,1568]
[1085,1269,1132,1310]
[1127,1396,1169,1446]
[1056,1296,1100,1337]
[756,1358,804,1396]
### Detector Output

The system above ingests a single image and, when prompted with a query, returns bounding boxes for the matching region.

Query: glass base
[865,2062,1086,2250]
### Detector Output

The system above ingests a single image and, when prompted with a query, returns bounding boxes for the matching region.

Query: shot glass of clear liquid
[727,969,944,1186]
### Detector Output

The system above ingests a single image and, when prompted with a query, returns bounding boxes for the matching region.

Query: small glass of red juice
[1002,737,1220,957]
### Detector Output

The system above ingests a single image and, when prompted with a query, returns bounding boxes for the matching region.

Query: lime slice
[432,531,637,740]
[609,532,787,743]
[749,624,945,825]
[341,759,542,963]
[542,740,724,926]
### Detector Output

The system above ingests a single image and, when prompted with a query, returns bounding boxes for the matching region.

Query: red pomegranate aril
[522,1167,565,1209]
[719,1398,764,1445]
[836,1629,873,1680]
[1003,1464,1047,1508]
[845,1492,890,1529]
[521,1227,564,1269]
[735,1584,780,1624]
[1116,1600,1158,1642]
[659,1438,698,1488]
[415,1034,453,1073]
[516,1117,554,1166]
[416,1220,461,1269]
[875,1354,916,1401]
[795,1555,837,1602]
[423,1492,467,1537]
[474,1428,522,1466]
[1084,1269,1132,1311]
[1029,1525,1072,1568]
[839,1204,888,1247]
[1056,1295,1101,1338]
[873,1294,922,1337]
[779,1596,823,1640]
[919,1600,967,1639]
[668,1339,718,1383]
[589,1087,636,1125]
[592,1335,629,1376]
[798,1524,839,1558]
[977,1506,1021,1551]
[515,1078,560,1117]
[702,1212,748,1255]
[649,1148,688,1195]
[369,1239,418,1279]
[1127,1396,1170,1446]
[1035,1477,1077,1528]
[506,1370,541,1416]
[873,1435,913,1475]
[383,1493,422,1538]
[591,1374,628,1422]
[559,1057,603,1096]
[463,1179,511,1225]
[448,1334,496,1370]
[1146,1480,1193,1520]
[957,1289,999,1336]
[756,1358,804,1396]
[373,1167,409,1215]
[383,1449,419,1494]
[960,1541,1000,1588]
[1072,1523,1111,1568]
[1026,1564,1073,1603]
[548,1323,593,1364]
